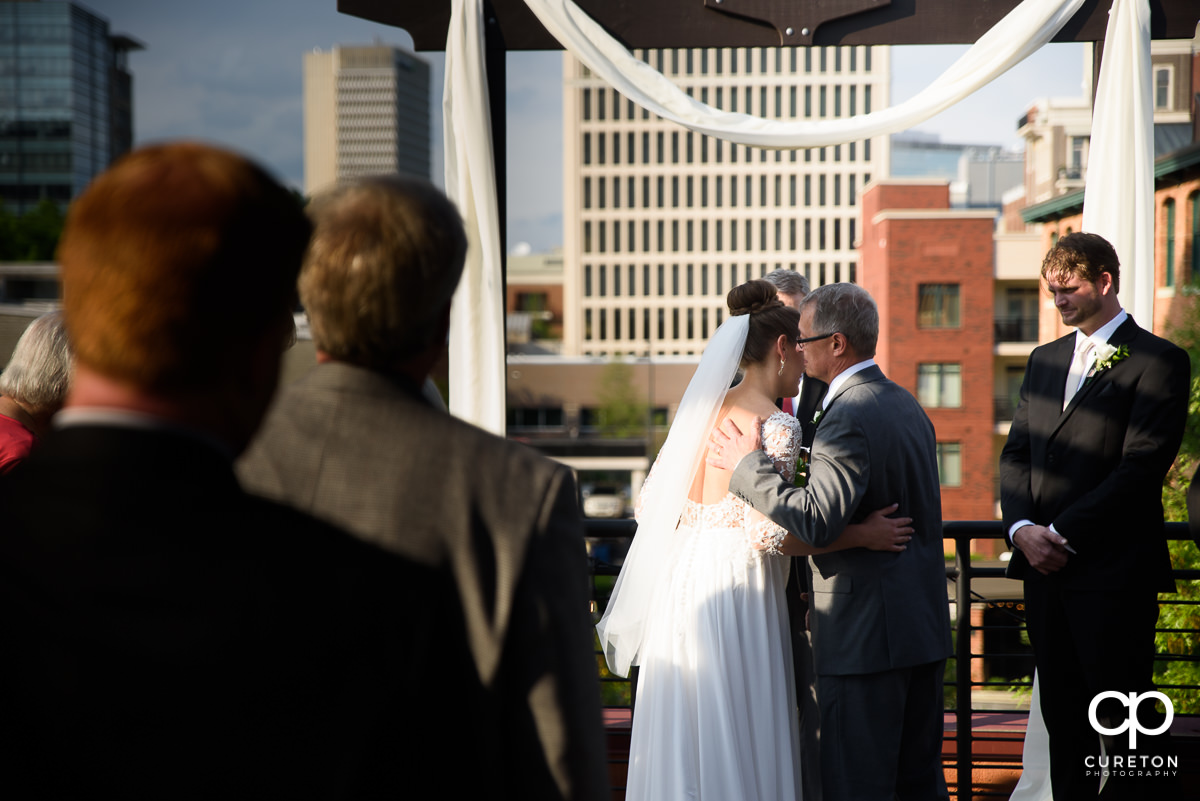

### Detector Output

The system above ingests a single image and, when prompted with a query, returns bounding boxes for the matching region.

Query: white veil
[595,313,750,677]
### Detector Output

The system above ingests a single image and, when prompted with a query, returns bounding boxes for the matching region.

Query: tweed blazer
[238,362,608,801]
[730,365,952,676]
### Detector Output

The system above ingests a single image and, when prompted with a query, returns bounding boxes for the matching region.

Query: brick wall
[861,182,997,522]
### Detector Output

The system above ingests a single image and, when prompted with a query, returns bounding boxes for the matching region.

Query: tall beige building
[303,44,430,195]
[562,46,891,357]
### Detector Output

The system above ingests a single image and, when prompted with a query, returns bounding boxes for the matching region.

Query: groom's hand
[1012,525,1070,575]
[707,417,762,471]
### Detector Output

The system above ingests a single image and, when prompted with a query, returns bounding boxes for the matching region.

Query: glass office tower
[0,1,141,213]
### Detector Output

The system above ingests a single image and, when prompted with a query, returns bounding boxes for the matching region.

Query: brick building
[859,179,1006,530]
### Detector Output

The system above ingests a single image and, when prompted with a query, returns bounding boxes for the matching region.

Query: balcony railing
[994,395,1018,423]
[993,316,1038,343]
[587,519,1200,799]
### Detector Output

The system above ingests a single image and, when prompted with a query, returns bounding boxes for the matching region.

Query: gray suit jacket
[730,364,952,676]
[238,362,608,801]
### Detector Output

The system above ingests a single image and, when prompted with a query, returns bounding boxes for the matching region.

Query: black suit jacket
[777,376,828,450]
[1189,464,1200,545]
[0,425,480,799]
[1000,318,1189,592]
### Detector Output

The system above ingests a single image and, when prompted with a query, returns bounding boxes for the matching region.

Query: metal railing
[587,518,1200,799]
[993,316,1039,343]
[993,395,1018,423]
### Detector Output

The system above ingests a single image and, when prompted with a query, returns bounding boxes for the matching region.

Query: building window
[1190,192,1200,283]
[918,364,962,408]
[507,407,565,432]
[936,443,962,487]
[1165,198,1176,289]
[1155,66,1173,111]
[918,284,960,328]
[997,287,1039,342]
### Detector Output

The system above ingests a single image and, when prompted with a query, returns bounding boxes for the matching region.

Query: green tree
[594,359,648,439]
[0,205,18,259]
[0,199,66,261]
[1157,292,1200,713]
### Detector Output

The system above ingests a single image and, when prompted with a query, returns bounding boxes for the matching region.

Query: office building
[1017,35,1199,208]
[562,45,890,357]
[0,0,141,213]
[303,43,430,194]
[891,131,1024,209]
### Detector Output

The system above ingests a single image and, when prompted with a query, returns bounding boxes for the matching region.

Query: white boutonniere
[1093,343,1129,374]
[812,409,823,427]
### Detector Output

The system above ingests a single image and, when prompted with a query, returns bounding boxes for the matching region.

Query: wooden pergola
[343,0,1196,49]
[340,0,1197,256]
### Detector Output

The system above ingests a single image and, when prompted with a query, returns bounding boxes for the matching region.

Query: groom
[1000,232,1188,799]
[709,282,952,801]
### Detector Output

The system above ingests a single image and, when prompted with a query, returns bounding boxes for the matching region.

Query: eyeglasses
[795,332,837,345]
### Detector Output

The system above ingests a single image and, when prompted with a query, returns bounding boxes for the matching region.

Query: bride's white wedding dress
[624,411,804,801]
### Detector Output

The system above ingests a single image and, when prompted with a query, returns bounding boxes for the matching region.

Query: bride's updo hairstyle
[728,279,800,369]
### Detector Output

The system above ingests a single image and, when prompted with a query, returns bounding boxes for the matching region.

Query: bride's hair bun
[728,279,783,317]
[726,278,801,369]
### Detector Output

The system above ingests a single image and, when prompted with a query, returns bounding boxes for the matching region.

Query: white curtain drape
[522,0,1084,147]
[1083,0,1154,324]
[444,0,507,435]
[444,0,1153,428]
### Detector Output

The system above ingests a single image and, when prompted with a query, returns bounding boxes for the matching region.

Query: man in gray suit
[238,175,608,801]
[709,282,952,801]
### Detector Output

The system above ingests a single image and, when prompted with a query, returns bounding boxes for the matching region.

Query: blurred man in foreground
[239,174,609,801]
[0,143,476,799]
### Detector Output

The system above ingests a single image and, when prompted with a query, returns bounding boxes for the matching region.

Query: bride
[597,279,911,801]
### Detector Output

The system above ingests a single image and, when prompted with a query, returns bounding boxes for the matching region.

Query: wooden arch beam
[340,0,1198,52]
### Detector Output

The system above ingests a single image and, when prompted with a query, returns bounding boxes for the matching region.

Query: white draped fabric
[443,0,1154,429]
[521,0,1084,147]
[595,315,749,677]
[1083,0,1155,324]
[443,0,507,435]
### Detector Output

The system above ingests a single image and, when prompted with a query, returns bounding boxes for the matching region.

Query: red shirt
[0,413,37,474]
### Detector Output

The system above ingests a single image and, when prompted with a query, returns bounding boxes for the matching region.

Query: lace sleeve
[762,412,802,482]
[745,413,802,555]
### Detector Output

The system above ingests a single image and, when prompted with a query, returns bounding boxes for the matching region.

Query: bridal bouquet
[794,446,811,487]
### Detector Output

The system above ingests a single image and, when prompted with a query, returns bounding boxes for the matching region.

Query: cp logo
[1088,691,1174,749]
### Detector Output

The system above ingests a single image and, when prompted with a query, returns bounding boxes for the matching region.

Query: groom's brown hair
[1041,232,1121,292]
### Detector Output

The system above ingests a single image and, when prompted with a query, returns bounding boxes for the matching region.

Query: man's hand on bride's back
[706,417,763,471]
[856,503,913,552]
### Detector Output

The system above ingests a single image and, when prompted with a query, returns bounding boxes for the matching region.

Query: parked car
[581,483,629,519]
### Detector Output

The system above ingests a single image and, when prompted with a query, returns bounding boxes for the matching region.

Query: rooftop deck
[588,520,1200,800]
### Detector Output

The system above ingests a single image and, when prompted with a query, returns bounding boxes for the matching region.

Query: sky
[82,1,1088,253]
